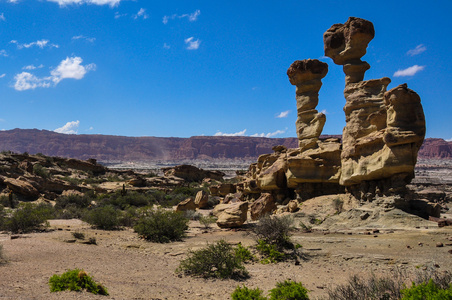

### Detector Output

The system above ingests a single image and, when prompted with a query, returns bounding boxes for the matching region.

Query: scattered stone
[249,193,277,221]
[360,212,370,220]
[216,202,248,228]
[436,242,444,248]
[175,198,196,212]
[194,190,209,209]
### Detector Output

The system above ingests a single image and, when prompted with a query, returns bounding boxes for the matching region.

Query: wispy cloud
[163,43,170,49]
[0,50,7,57]
[114,12,127,19]
[72,35,96,43]
[10,39,59,50]
[251,129,286,138]
[276,110,290,118]
[214,129,247,137]
[446,138,452,142]
[214,128,286,138]
[13,56,96,91]
[185,37,201,50]
[22,64,44,70]
[393,65,425,77]
[54,120,80,134]
[46,0,121,7]
[0,13,5,21]
[163,9,200,24]
[0,74,6,78]
[407,44,426,56]
[133,8,148,20]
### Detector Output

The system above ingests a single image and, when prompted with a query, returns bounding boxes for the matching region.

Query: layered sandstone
[324,17,426,195]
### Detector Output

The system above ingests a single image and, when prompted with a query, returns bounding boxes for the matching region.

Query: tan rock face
[249,193,277,220]
[324,17,374,84]
[194,190,209,209]
[175,197,196,212]
[216,202,248,228]
[287,59,328,151]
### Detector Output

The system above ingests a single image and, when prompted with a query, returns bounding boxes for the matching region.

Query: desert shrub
[184,210,201,220]
[3,202,54,233]
[253,215,295,250]
[269,280,309,300]
[83,205,121,230]
[100,191,152,209]
[326,271,407,300]
[199,215,217,229]
[177,240,248,279]
[256,240,286,264]
[54,204,86,219]
[55,194,91,210]
[231,285,266,300]
[133,207,188,243]
[72,232,85,240]
[118,206,138,227]
[400,279,452,299]
[33,164,49,179]
[0,194,18,208]
[49,269,108,295]
[0,244,4,263]
[234,243,255,263]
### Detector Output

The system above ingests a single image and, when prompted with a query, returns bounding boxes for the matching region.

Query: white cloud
[46,0,121,7]
[393,65,425,77]
[13,56,95,91]
[10,39,59,49]
[320,109,327,114]
[276,110,290,118]
[22,64,44,70]
[0,13,5,21]
[0,74,5,78]
[54,120,80,134]
[0,50,7,57]
[407,44,426,56]
[214,128,286,138]
[251,129,286,138]
[163,9,200,24]
[114,12,127,19]
[13,72,50,91]
[214,129,247,137]
[185,37,201,50]
[72,35,96,43]
[446,138,452,142]
[163,43,170,49]
[50,56,96,84]
[133,8,148,20]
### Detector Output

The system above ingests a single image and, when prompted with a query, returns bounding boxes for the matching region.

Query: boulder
[287,200,299,213]
[194,190,209,209]
[175,197,196,212]
[250,193,277,221]
[216,202,248,228]
[162,165,224,182]
[4,177,40,198]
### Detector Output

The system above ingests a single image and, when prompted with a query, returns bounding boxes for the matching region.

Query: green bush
[33,164,49,179]
[49,269,108,295]
[101,191,152,209]
[0,244,4,263]
[2,202,54,233]
[55,194,91,210]
[256,240,286,264]
[133,207,188,243]
[231,285,266,300]
[83,205,121,230]
[400,279,452,300]
[118,206,138,227]
[269,280,309,300]
[234,243,255,263]
[177,240,248,279]
[0,194,18,208]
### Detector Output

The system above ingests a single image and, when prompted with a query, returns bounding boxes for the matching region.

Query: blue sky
[0,0,451,140]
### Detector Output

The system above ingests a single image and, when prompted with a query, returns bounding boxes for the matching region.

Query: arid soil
[1,215,451,300]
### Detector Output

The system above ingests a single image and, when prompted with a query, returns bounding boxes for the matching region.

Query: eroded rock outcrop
[239,16,425,208]
[324,17,425,197]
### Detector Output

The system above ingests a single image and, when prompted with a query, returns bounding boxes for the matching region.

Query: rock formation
[239,16,426,206]
[324,17,425,198]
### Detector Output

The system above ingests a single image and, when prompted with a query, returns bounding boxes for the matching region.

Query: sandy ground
[0,218,451,300]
